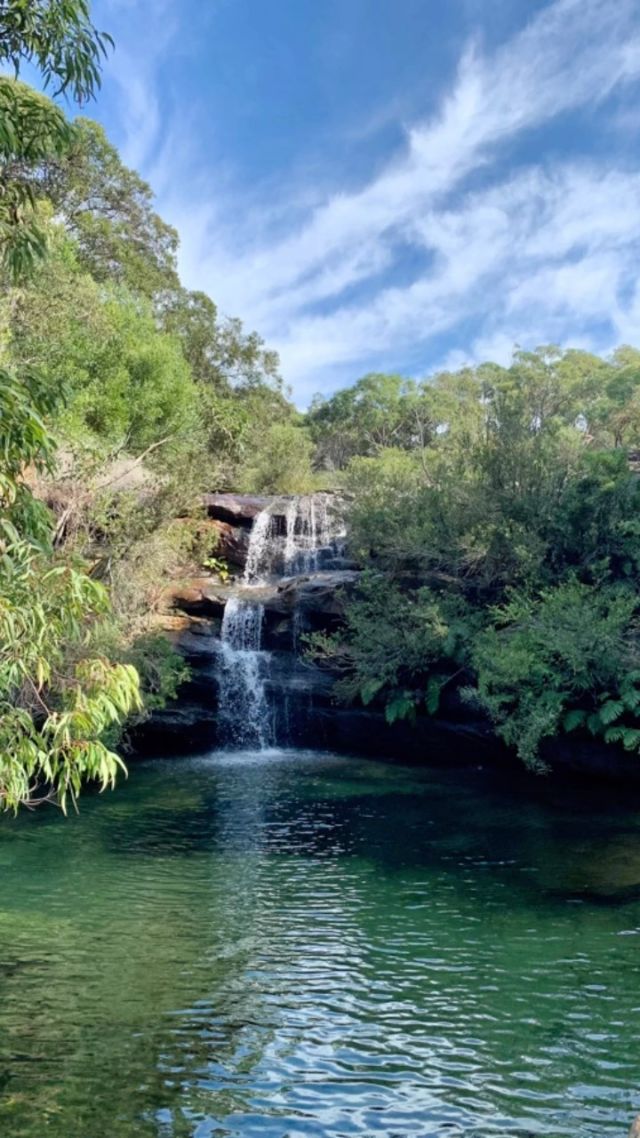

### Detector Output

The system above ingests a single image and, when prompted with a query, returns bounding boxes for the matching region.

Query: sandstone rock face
[205,519,250,567]
[165,567,360,653]
[164,577,229,620]
[203,493,272,526]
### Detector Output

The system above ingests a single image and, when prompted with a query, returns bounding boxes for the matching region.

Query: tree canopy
[308,347,640,770]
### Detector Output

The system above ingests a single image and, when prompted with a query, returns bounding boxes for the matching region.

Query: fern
[563,709,586,733]
[597,699,625,725]
[621,727,640,751]
[385,692,416,725]
[621,681,640,711]
[623,689,640,711]
[586,712,603,737]
[360,678,383,706]
[425,674,445,716]
[604,726,640,751]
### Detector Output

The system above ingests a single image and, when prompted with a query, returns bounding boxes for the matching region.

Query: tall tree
[0,0,112,278]
[0,1,141,811]
[41,117,180,296]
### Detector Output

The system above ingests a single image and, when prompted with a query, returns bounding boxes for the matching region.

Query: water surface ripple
[0,749,639,1137]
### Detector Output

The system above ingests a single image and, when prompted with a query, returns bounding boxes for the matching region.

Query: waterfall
[215,493,346,751]
[243,509,273,585]
[217,597,272,749]
[283,494,341,575]
[243,495,344,585]
[283,498,298,571]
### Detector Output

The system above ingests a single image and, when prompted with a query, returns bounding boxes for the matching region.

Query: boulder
[165,569,360,647]
[202,518,249,567]
[277,570,360,617]
[164,577,231,619]
[203,493,272,526]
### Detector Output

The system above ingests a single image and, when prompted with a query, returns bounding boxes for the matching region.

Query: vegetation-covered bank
[306,357,640,772]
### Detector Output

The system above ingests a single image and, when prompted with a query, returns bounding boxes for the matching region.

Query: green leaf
[360,678,383,706]
[385,693,416,725]
[597,699,625,726]
[425,674,444,716]
[562,708,587,733]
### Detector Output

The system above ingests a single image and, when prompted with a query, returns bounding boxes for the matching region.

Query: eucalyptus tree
[0,1,141,811]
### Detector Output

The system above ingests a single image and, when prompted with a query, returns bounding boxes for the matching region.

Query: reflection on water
[0,749,639,1137]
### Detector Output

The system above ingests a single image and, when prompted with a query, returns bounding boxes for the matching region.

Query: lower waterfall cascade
[215,493,347,749]
[217,596,272,749]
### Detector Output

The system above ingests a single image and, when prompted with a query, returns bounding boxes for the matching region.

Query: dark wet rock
[320,556,360,572]
[167,621,220,657]
[130,700,219,755]
[277,570,359,613]
[271,570,359,638]
[205,518,250,567]
[539,732,640,782]
[265,617,294,651]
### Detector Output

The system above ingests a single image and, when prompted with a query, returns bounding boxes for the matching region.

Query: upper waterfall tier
[201,492,355,579]
[242,493,347,585]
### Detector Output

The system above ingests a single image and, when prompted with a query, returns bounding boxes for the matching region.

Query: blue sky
[85,0,640,405]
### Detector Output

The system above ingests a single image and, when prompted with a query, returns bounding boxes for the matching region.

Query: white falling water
[217,493,345,749]
[217,597,271,748]
[283,498,299,571]
[243,509,273,584]
[283,494,341,575]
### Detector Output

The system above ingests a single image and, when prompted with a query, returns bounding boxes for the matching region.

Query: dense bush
[308,348,640,770]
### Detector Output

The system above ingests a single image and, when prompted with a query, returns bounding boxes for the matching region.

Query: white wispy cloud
[95,0,640,403]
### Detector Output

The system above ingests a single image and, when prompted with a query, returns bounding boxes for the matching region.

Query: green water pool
[0,748,639,1137]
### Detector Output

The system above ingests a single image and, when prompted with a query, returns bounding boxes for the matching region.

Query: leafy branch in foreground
[0,0,113,281]
[0,374,141,811]
[0,0,112,100]
[0,557,141,812]
[0,1,147,811]
[0,78,73,279]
